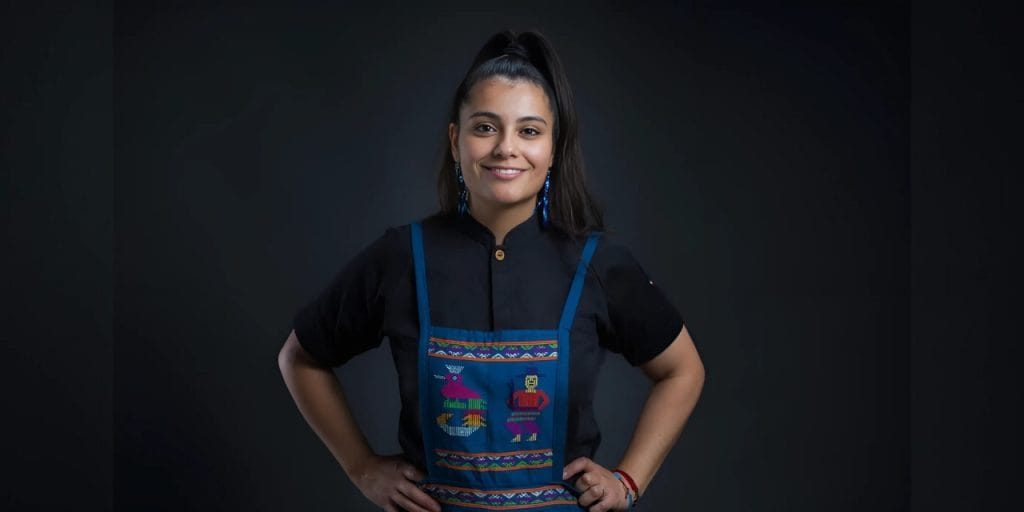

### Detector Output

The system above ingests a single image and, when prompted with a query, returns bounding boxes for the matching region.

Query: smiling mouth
[484,166,527,177]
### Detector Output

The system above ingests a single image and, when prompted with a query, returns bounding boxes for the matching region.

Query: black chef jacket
[292,209,685,472]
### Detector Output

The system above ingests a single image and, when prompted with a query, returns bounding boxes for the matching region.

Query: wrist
[612,471,634,509]
[346,452,380,486]
[612,468,640,507]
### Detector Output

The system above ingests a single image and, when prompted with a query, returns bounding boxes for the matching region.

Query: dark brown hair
[435,29,604,238]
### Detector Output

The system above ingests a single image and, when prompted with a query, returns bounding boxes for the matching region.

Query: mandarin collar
[455,209,543,248]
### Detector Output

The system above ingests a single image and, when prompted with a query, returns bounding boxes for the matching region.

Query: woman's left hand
[563,457,630,511]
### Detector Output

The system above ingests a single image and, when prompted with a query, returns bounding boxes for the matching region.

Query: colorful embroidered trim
[434,448,553,472]
[421,483,577,510]
[428,337,558,362]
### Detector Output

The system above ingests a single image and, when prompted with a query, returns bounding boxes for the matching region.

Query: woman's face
[449,77,555,216]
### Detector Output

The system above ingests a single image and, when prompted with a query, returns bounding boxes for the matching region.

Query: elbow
[689,355,706,387]
[277,343,292,370]
[277,330,303,370]
[278,329,330,371]
[693,362,706,393]
[672,358,705,396]
[277,341,294,374]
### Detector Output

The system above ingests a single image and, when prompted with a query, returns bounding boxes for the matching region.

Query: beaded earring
[455,161,469,216]
[536,168,551,228]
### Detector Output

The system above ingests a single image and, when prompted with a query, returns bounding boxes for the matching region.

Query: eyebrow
[468,111,548,125]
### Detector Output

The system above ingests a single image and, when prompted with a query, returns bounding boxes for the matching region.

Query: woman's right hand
[351,453,441,512]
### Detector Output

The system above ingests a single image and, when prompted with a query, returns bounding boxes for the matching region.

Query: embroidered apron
[410,222,602,511]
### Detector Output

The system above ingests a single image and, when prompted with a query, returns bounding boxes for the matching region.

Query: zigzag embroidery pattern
[421,483,577,509]
[434,448,554,472]
[428,337,559,362]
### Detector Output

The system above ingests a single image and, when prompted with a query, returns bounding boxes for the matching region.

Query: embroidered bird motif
[438,365,481,401]
[434,365,487,435]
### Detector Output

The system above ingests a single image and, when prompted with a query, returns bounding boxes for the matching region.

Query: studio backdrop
[113,3,907,510]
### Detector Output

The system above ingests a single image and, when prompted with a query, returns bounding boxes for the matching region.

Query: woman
[279,29,705,512]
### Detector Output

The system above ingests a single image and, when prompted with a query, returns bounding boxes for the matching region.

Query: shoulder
[380,211,452,242]
[583,231,668,305]
[588,231,648,282]
[544,228,645,286]
[372,211,448,246]
[370,211,455,264]
[358,223,409,263]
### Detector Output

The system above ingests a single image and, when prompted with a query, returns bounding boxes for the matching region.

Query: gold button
[494,249,505,261]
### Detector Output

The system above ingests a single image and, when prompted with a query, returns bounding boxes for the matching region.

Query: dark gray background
[113,3,907,510]
[22,1,1007,510]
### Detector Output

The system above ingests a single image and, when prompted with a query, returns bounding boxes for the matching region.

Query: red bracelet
[613,468,640,504]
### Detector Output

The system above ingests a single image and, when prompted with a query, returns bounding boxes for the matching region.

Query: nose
[493,130,518,159]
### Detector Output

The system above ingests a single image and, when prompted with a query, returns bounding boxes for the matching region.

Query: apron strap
[410,222,431,330]
[558,232,602,332]
[411,222,437,479]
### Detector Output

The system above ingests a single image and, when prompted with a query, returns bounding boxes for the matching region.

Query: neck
[469,198,536,245]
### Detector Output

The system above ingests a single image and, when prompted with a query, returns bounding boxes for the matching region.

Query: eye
[522,127,541,136]
[474,124,496,133]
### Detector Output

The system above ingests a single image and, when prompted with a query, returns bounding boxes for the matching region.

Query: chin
[477,193,536,209]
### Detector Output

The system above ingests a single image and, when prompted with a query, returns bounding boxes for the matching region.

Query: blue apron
[410,222,602,511]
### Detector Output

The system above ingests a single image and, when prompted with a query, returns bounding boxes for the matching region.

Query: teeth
[490,168,523,175]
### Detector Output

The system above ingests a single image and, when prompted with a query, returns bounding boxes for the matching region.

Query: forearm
[278,345,375,478]
[616,369,705,496]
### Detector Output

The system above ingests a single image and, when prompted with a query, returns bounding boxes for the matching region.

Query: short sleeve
[593,240,685,366]
[292,227,403,367]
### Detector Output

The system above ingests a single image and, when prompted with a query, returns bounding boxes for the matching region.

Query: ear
[448,122,459,161]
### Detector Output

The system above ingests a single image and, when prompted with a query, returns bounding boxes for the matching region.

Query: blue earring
[536,168,551,228]
[455,161,469,216]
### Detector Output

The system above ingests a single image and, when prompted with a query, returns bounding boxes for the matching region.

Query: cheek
[530,145,553,168]
[459,133,486,159]
[534,167,550,187]
[467,138,489,156]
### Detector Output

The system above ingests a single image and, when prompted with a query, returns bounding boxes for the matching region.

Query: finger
[397,481,441,512]
[392,491,433,512]
[562,456,593,480]
[573,470,603,495]
[577,482,606,508]
[594,483,622,512]
[573,473,589,493]
[383,503,397,512]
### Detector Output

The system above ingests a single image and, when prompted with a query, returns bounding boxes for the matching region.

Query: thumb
[562,456,591,480]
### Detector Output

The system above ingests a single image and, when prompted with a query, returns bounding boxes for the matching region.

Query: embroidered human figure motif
[505,367,551,442]
[435,365,487,437]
